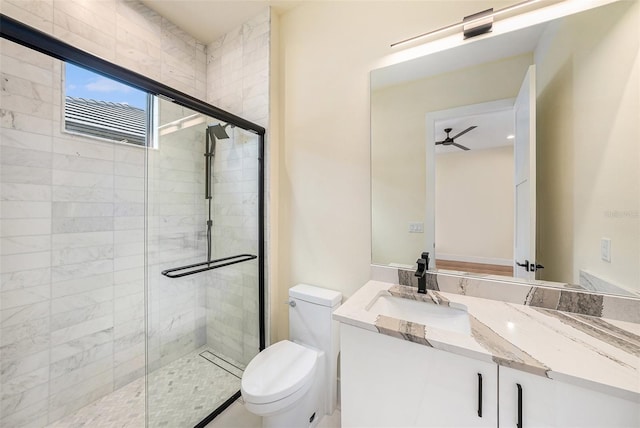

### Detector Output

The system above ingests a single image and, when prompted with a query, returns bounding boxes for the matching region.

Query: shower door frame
[0,14,267,427]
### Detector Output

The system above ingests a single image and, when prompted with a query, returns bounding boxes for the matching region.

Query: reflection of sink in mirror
[367,294,470,335]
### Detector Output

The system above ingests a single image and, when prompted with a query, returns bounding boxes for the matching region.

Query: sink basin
[366,294,471,335]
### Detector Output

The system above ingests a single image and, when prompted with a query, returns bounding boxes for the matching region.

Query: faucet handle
[421,252,430,269]
[415,258,427,277]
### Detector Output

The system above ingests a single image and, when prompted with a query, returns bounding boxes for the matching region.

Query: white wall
[275,0,512,341]
[536,0,639,290]
[436,146,514,263]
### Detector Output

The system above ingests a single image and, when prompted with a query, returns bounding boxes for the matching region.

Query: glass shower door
[145,98,261,427]
[0,17,265,428]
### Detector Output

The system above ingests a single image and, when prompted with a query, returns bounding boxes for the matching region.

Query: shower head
[208,123,232,140]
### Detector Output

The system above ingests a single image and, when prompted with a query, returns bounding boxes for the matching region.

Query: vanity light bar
[391,0,541,48]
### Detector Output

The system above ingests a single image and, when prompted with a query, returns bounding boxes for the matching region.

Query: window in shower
[63,62,155,147]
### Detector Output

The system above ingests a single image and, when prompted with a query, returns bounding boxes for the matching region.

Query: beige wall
[274,0,515,341]
[371,53,531,267]
[436,146,514,263]
[536,0,639,290]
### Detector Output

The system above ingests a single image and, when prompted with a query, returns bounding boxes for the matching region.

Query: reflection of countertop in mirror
[434,267,573,287]
[334,280,640,401]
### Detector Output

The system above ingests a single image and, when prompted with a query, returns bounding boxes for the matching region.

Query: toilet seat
[241,340,318,407]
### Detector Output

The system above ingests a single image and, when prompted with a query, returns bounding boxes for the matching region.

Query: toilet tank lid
[289,284,342,307]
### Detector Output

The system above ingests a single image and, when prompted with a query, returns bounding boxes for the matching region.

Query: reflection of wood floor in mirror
[436,259,513,276]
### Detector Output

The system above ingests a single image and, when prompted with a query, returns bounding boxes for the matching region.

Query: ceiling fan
[435,126,477,151]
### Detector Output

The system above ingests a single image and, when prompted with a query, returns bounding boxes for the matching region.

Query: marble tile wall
[1,39,55,428]
[0,0,208,425]
[0,0,206,99]
[206,8,270,126]
[206,126,260,365]
[205,8,270,365]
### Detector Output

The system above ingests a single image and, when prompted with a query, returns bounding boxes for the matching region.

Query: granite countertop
[333,280,640,401]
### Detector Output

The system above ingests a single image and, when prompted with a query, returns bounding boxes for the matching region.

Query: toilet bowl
[242,340,325,427]
[241,284,341,428]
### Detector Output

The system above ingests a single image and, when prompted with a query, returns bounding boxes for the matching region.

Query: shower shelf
[161,254,257,278]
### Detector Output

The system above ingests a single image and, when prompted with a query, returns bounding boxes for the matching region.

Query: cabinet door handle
[477,373,483,417]
[516,383,523,428]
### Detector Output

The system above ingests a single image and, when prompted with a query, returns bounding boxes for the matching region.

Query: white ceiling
[140,0,299,44]
[435,109,514,154]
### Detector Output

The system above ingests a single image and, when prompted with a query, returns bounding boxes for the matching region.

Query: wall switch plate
[601,238,611,262]
[409,222,424,233]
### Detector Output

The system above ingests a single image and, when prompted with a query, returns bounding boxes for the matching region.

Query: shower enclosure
[0,15,265,428]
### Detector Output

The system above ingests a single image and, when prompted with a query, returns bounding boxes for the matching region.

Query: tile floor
[44,345,341,428]
[47,347,242,427]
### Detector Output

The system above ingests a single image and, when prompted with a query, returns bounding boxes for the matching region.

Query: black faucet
[415,252,430,294]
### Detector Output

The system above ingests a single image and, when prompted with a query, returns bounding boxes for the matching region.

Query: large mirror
[371,0,639,297]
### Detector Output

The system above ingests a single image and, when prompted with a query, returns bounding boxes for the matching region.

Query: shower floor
[46,347,244,428]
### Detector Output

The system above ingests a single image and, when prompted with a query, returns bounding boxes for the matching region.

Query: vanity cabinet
[340,324,497,427]
[499,366,639,428]
[341,324,639,428]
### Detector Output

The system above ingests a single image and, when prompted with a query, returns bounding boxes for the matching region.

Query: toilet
[241,284,342,428]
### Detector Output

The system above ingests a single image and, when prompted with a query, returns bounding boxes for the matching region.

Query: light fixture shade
[463,8,494,39]
[391,0,540,48]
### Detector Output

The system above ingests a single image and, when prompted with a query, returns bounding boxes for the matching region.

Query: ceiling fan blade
[435,140,445,145]
[453,143,470,151]
[451,125,477,140]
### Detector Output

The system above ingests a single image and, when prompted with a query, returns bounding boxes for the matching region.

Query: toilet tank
[289,284,342,415]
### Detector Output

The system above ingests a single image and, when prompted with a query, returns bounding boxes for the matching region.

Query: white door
[514,65,537,280]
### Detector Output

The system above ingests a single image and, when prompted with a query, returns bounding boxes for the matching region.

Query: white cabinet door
[499,367,639,428]
[340,324,496,428]
[499,366,556,428]
[553,378,639,428]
